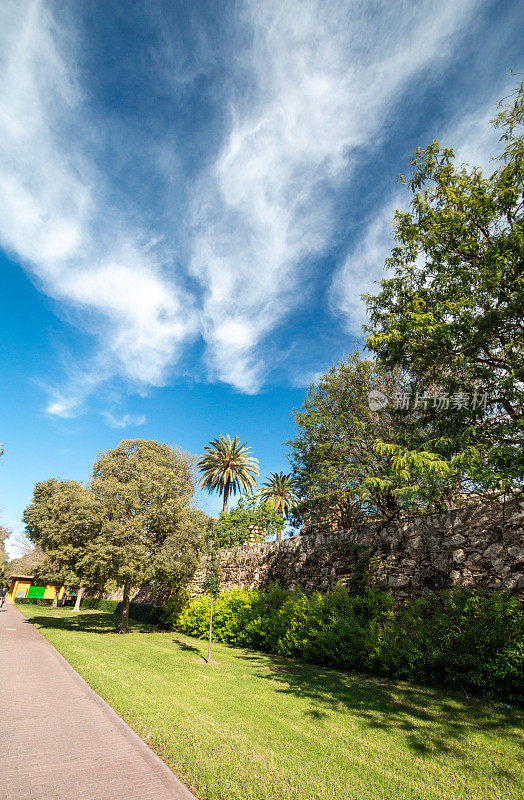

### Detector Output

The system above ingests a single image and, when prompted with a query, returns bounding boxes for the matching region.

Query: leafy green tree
[365,82,524,496]
[212,495,285,547]
[23,479,102,608]
[198,434,259,513]
[4,545,44,582]
[287,353,440,531]
[91,439,204,632]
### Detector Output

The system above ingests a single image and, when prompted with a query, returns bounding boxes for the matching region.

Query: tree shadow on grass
[22,611,152,635]
[171,636,207,662]
[237,650,523,774]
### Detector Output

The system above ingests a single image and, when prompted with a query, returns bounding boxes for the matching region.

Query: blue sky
[1,0,523,555]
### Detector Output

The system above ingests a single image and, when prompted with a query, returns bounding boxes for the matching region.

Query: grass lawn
[18,605,523,800]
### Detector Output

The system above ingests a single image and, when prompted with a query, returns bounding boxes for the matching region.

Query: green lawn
[19,605,523,800]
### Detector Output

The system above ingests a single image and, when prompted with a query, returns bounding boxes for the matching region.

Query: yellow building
[7,574,65,603]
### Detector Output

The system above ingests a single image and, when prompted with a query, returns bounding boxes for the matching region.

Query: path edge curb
[15,606,197,800]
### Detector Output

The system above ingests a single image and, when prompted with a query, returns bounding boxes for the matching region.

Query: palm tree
[197,434,259,513]
[257,472,298,541]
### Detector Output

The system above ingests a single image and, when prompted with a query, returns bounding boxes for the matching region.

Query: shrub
[378,589,524,699]
[160,589,191,629]
[81,598,120,613]
[114,601,164,625]
[15,597,54,606]
[176,584,523,701]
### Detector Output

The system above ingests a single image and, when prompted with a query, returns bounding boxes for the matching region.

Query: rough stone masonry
[189,500,524,601]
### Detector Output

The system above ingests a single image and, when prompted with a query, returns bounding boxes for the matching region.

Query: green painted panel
[27,585,46,599]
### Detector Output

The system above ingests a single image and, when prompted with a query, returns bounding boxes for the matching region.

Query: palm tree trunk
[222,483,230,514]
[276,511,285,543]
[73,586,84,612]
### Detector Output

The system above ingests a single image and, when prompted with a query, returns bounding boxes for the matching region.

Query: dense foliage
[212,494,284,547]
[114,600,164,625]
[288,353,434,530]
[90,439,207,631]
[365,83,524,498]
[79,598,120,612]
[5,545,44,580]
[177,585,523,701]
[23,479,103,601]
[159,588,191,628]
[23,439,207,632]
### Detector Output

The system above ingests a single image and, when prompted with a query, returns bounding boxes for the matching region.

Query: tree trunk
[222,484,230,514]
[118,584,130,634]
[51,591,59,608]
[207,594,214,663]
[276,527,282,543]
[73,586,84,612]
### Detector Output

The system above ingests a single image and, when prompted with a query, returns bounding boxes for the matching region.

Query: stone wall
[189,500,524,601]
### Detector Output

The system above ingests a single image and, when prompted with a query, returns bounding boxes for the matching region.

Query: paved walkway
[0,603,196,800]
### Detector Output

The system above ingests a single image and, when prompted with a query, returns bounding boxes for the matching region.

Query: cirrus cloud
[0,0,501,410]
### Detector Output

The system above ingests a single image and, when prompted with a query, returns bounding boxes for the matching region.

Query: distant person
[0,586,7,607]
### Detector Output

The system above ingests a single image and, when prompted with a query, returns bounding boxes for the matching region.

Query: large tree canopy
[23,479,102,605]
[365,83,524,494]
[23,440,207,631]
[287,353,436,530]
[91,439,205,632]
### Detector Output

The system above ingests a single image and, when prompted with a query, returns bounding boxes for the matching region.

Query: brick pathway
[0,603,196,800]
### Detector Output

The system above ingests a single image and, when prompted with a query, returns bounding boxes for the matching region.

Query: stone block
[388,574,410,588]
[466,553,482,565]
[483,543,503,558]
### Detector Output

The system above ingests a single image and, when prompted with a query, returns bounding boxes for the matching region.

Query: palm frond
[257,471,298,516]
[197,435,259,509]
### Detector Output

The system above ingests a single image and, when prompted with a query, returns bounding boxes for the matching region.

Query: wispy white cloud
[0,0,196,413]
[446,102,502,174]
[329,196,404,335]
[290,367,332,390]
[0,0,489,406]
[330,89,504,334]
[102,411,147,429]
[190,0,483,390]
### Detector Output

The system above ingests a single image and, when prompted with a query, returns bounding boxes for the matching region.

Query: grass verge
[19,605,524,800]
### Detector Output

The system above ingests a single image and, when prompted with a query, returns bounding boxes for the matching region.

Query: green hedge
[80,598,120,613]
[114,601,164,625]
[15,597,54,606]
[177,585,524,701]
[79,598,163,622]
